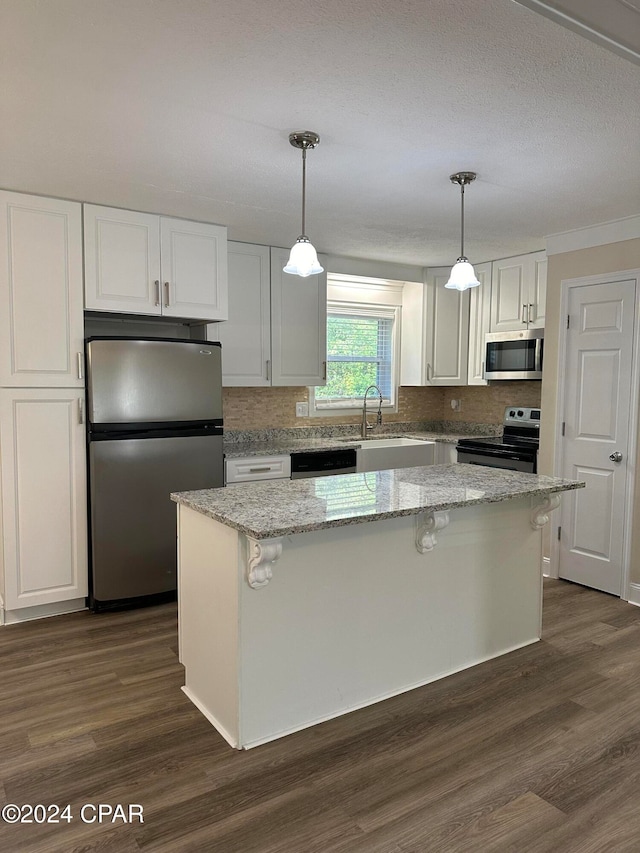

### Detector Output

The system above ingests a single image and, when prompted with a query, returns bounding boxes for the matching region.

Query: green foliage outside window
[315,312,393,404]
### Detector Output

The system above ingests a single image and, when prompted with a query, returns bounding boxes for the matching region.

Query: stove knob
[509,410,515,417]
[517,410,524,417]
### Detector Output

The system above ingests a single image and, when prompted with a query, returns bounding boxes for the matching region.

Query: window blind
[315,304,395,407]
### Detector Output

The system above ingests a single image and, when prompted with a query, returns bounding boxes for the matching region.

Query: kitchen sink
[355,438,435,472]
[355,437,427,448]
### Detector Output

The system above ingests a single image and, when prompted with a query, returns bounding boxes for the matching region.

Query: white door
[160,218,228,321]
[209,242,271,386]
[0,192,84,387]
[269,248,327,386]
[0,388,88,610]
[84,205,161,315]
[559,278,636,595]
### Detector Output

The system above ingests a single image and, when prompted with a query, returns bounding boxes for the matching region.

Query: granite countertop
[223,431,475,459]
[172,464,584,540]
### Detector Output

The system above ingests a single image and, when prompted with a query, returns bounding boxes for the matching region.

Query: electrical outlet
[296,402,309,417]
[450,399,462,412]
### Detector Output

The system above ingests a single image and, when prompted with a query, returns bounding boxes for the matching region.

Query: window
[315,304,396,409]
[309,273,403,414]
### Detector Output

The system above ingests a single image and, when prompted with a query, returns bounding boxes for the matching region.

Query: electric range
[456,406,540,473]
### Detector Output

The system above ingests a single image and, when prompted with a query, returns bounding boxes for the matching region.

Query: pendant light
[445,171,480,291]
[283,131,324,278]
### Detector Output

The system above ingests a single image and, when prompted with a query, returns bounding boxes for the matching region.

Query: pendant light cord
[460,182,465,258]
[301,146,307,237]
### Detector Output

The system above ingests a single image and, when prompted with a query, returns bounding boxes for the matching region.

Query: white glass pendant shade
[444,258,480,291]
[283,236,324,277]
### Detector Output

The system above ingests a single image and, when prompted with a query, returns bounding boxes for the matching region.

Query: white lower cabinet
[435,442,458,464]
[225,455,291,484]
[0,388,88,613]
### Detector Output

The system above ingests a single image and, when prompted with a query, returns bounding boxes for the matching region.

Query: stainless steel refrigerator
[86,337,224,611]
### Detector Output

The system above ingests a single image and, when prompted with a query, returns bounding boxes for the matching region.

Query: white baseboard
[627,583,640,608]
[2,597,87,625]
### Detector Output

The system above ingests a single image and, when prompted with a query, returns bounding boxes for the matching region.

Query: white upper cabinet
[401,269,470,386]
[0,387,88,610]
[269,248,327,387]
[84,205,228,321]
[467,262,492,385]
[0,191,84,387]
[160,217,228,321]
[490,251,546,332]
[208,242,271,386]
[425,268,470,386]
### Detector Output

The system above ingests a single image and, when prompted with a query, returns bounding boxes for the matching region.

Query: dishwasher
[290,448,357,478]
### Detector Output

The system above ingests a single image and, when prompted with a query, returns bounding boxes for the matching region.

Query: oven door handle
[456,445,535,461]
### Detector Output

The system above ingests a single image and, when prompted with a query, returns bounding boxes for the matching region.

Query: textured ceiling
[1,0,639,268]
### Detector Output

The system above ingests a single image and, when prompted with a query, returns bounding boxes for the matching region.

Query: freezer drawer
[89,432,223,606]
[86,337,222,425]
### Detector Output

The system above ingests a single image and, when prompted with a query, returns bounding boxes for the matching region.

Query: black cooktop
[457,405,540,459]
[456,434,538,456]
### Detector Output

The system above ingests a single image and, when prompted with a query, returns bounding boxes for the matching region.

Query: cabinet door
[160,218,228,321]
[84,205,161,315]
[208,242,271,386]
[467,262,492,385]
[0,192,84,387]
[490,255,528,332]
[269,248,327,386]
[529,253,547,329]
[424,268,470,386]
[0,388,88,610]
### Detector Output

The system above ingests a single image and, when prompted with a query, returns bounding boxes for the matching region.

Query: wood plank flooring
[2,579,640,852]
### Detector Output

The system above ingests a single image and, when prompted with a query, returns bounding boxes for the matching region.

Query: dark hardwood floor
[2,578,640,852]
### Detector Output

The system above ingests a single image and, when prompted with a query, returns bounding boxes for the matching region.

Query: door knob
[609,451,623,462]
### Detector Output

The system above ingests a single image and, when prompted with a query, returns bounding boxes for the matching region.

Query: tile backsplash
[223,382,542,431]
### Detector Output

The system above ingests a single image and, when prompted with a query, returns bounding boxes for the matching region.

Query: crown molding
[545,214,640,255]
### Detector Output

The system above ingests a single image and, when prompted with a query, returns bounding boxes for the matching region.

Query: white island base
[177,495,550,750]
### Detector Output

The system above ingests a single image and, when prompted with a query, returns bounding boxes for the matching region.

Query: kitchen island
[172,464,583,749]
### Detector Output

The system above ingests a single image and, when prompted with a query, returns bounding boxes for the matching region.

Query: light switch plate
[296,402,309,417]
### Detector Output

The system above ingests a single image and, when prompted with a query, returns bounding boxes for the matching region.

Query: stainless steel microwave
[484,329,543,380]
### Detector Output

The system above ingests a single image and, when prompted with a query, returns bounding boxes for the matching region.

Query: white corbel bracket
[247,537,283,589]
[531,494,561,530]
[416,510,450,553]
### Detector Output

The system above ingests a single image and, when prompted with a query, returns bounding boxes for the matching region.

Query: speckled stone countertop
[172,464,584,540]
[223,431,478,458]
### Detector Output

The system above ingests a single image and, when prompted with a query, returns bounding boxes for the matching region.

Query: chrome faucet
[361,384,383,439]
